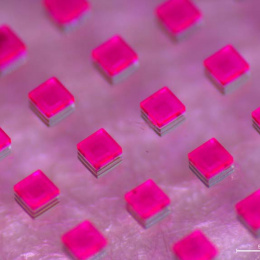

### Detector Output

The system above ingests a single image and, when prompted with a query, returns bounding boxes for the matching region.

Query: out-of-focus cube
[188,138,234,187]
[28,77,75,126]
[252,107,260,134]
[173,230,218,260]
[156,0,202,40]
[14,170,60,218]
[204,45,250,94]
[77,128,122,178]
[62,220,107,260]
[125,179,170,228]
[140,87,186,136]
[92,35,139,84]
[0,128,11,160]
[0,25,26,75]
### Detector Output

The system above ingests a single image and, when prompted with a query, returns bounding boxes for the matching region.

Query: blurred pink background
[0,0,260,259]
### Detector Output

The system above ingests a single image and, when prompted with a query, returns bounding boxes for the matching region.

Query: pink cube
[204,45,250,94]
[125,179,171,228]
[77,128,122,178]
[173,230,218,260]
[28,77,75,126]
[188,138,234,187]
[236,189,260,236]
[14,170,60,218]
[62,220,107,260]
[252,107,260,134]
[0,128,11,160]
[92,35,139,84]
[0,25,26,75]
[140,87,186,136]
[156,0,202,40]
[44,0,90,30]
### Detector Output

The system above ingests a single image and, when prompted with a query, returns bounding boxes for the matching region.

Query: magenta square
[14,170,59,214]
[156,0,202,36]
[0,25,26,72]
[173,230,218,260]
[29,77,75,122]
[204,45,249,87]
[188,138,233,179]
[125,179,170,226]
[44,0,90,26]
[236,190,260,236]
[77,128,122,171]
[62,220,107,260]
[92,35,138,82]
[140,86,186,128]
[0,128,11,151]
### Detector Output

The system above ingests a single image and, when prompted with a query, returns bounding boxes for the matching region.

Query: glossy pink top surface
[92,35,138,77]
[13,170,60,211]
[173,230,218,260]
[236,189,260,231]
[252,107,260,125]
[0,128,11,151]
[204,45,250,86]
[156,0,201,35]
[125,179,170,220]
[0,25,26,69]
[77,128,122,170]
[140,86,186,128]
[62,220,107,260]
[44,0,90,25]
[188,138,234,179]
[28,77,75,118]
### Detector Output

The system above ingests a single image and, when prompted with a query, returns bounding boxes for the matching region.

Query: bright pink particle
[28,77,75,118]
[252,107,260,126]
[125,179,170,220]
[62,220,107,259]
[204,45,249,86]
[44,0,90,25]
[0,25,26,69]
[92,35,138,77]
[173,230,218,260]
[156,0,202,35]
[236,190,260,232]
[188,138,233,179]
[140,86,186,128]
[0,128,11,151]
[14,170,60,211]
[77,128,122,170]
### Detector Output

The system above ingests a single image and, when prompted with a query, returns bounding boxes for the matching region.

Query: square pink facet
[156,0,202,35]
[0,128,11,151]
[0,25,26,69]
[92,35,138,77]
[14,170,59,211]
[188,138,233,179]
[204,45,249,86]
[44,0,90,25]
[252,107,260,126]
[28,77,75,118]
[125,179,170,220]
[173,230,218,260]
[77,128,122,170]
[140,87,186,128]
[62,220,107,260]
[236,190,260,233]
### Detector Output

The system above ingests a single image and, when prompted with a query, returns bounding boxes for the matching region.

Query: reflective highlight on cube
[204,45,250,94]
[140,86,186,136]
[125,179,171,228]
[173,230,218,260]
[188,138,234,187]
[62,220,107,260]
[92,35,139,84]
[14,170,60,218]
[77,128,122,178]
[28,77,75,126]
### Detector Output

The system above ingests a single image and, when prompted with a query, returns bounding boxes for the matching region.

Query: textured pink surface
[1,0,260,259]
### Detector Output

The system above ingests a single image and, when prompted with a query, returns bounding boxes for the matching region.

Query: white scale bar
[236,249,260,253]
